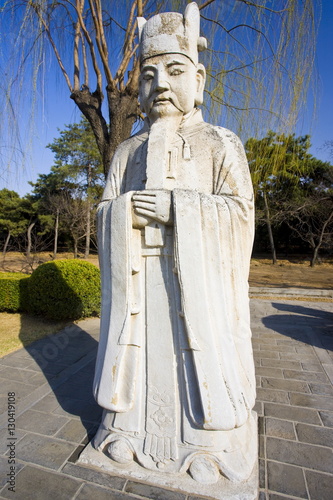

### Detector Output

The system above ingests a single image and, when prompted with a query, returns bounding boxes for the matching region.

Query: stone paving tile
[319,411,333,427]
[9,433,76,470]
[275,338,304,345]
[267,461,308,499]
[255,338,278,345]
[266,436,333,473]
[295,423,333,447]
[54,418,90,444]
[75,483,136,500]
[0,357,32,369]
[301,362,324,372]
[0,379,36,410]
[0,367,40,384]
[256,350,280,359]
[15,409,69,436]
[255,367,284,379]
[61,462,126,490]
[26,372,49,386]
[261,377,309,393]
[0,429,26,455]
[264,403,323,427]
[305,470,333,500]
[125,481,187,499]
[289,393,333,411]
[0,456,24,488]
[0,465,81,500]
[283,369,329,383]
[256,388,290,404]
[279,352,318,362]
[261,359,302,370]
[261,344,297,352]
[309,382,333,396]
[265,418,296,440]
[30,394,61,413]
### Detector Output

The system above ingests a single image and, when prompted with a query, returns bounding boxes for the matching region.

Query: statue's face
[139,53,204,120]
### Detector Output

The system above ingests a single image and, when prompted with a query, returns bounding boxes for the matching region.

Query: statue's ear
[195,63,206,106]
[137,17,147,41]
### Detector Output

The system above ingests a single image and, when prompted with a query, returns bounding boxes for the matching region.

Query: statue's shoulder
[200,123,247,163]
[202,123,242,146]
[115,130,147,158]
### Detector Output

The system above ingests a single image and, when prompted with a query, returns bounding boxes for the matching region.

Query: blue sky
[1,0,332,197]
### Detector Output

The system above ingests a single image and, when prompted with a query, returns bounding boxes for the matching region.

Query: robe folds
[93,110,257,474]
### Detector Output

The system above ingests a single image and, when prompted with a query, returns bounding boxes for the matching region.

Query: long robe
[93,110,257,479]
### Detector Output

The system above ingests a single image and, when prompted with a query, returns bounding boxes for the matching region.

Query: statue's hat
[138,2,207,65]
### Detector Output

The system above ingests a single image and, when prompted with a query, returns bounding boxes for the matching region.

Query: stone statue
[87,2,257,496]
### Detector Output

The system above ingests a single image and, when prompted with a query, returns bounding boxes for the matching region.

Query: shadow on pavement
[17,262,102,435]
[20,320,101,434]
[262,302,333,351]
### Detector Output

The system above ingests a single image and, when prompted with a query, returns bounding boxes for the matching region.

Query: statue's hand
[132,190,173,226]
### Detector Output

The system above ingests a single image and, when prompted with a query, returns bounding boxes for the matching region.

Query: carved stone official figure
[91,2,257,489]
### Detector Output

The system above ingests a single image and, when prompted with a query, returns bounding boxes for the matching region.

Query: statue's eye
[142,71,154,81]
[169,67,184,76]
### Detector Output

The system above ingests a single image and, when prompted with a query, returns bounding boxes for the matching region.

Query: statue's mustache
[149,92,184,113]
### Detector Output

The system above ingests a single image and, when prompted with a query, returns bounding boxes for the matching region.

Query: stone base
[78,442,258,500]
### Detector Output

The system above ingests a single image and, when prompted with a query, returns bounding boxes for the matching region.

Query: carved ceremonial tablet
[79,3,258,498]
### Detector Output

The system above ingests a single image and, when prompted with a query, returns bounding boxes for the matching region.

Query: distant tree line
[1,121,332,267]
[0,118,104,263]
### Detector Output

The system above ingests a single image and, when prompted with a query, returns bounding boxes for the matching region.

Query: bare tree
[1,0,319,177]
[57,192,90,258]
[284,196,333,267]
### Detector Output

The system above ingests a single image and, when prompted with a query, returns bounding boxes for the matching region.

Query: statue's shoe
[108,439,133,464]
[188,455,220,484]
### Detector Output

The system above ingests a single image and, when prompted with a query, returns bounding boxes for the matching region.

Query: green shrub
[0,272,30,312]
[27,260,101,320]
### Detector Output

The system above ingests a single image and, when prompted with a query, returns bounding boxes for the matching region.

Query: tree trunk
[84,166,92,259]
[310,208,333,267]
[71,87,140,179]
[2,231,11,257]
[106,89,140,177]
[310,246,320,268]
[26,222,36,259]
[73,238,78,259]
[53,209,59,259]
[263,191,277,264]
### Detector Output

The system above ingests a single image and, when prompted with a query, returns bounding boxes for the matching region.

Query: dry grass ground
[250,257,333,289]
[0,313,70,357]
[1,252,332,357]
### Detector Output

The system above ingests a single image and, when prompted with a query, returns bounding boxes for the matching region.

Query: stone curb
[250,286,333,299]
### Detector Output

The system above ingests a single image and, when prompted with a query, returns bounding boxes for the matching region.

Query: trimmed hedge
[26,260,101,320]
[0,273,30,312]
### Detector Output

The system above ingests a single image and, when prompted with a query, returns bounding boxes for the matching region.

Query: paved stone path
[0,298,332,499]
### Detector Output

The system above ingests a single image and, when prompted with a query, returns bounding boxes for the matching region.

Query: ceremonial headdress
[138,2,207,65]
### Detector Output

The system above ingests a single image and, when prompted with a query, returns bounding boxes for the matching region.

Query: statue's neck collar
[178,108,203,130]
[144,108,203,133]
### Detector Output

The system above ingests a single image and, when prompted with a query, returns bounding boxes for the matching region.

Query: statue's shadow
[262,302,333,351]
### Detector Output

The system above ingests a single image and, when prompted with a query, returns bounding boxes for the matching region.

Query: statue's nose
[154,72,170,92]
